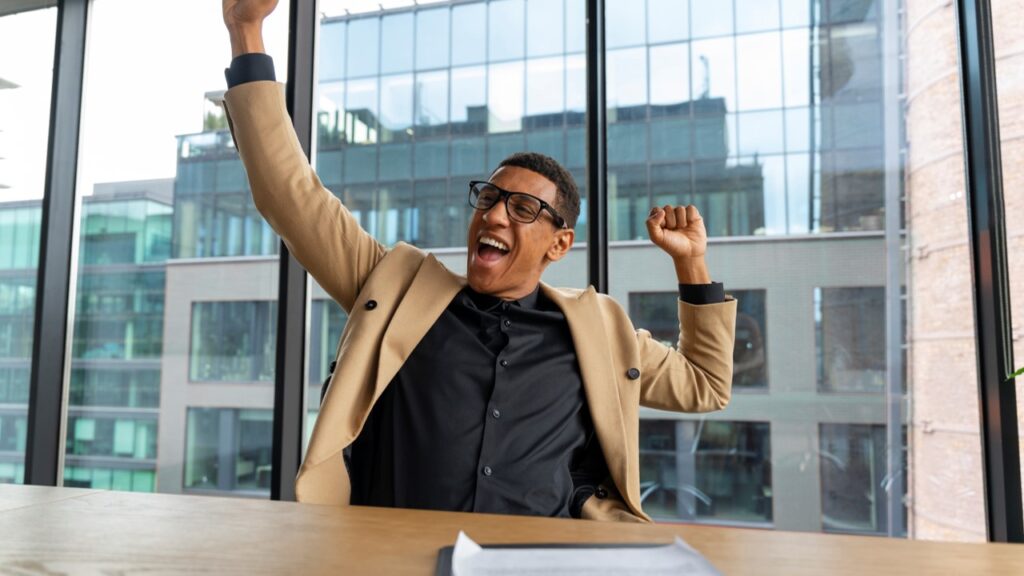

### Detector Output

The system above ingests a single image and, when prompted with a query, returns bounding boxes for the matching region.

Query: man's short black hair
[493,152,580,230]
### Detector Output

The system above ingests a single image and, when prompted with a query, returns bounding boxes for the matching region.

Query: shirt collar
[463,285,541,312]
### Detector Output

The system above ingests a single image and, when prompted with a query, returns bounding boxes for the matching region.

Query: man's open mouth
[477,236,511,262]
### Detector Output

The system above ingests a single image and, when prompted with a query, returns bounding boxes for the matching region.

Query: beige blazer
[224,81,737,523]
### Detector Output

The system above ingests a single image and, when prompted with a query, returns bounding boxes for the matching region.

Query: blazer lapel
[541,284,638,515]
[375,253,466,397]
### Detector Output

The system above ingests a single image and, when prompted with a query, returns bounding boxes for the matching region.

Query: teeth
[480,237,510,252]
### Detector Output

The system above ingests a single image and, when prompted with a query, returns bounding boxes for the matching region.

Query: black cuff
[678,282,725,305]
[225,53,276,88]
[569,485,596,519]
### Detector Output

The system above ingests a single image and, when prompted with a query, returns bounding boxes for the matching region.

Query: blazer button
[626,368,640,380]
[596,487,608,499]
[364,300,377,310]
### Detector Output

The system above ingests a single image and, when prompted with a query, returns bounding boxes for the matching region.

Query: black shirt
[227,54,727,518]
[349,287,598,517]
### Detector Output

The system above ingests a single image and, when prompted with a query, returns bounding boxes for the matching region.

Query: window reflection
[606,0,645,48]
[820,424,906,535]
[451,66,487,134]
[648,0,689,44]
[691,0,734,39]
[452,2,486,66]
[487,61,524,133]
[736,0,781,34]
[650,43,690,116]
[381,13,414,74]
[189,301,277,383]
[185,408,272,495]
[416,8,450,70]
[380,74,413,143]
[488,0,524,62]
[527,0,564,57]
[640,420,772,524]
[346,17,379,78]
[816,287,886,393]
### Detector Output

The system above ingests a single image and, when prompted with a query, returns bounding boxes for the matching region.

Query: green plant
[1011,366,1024,381]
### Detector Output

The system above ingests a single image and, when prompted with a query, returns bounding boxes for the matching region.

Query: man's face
[466,166,574,300]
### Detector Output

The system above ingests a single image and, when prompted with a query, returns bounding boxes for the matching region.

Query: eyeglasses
[468,181,568,229]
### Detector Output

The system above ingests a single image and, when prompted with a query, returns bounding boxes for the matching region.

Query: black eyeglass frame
[467,180,568,229]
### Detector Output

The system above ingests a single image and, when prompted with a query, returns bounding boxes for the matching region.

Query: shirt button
[500,359,509,368]
[491,408,501,419]
[503,319,511,328]
[482,466,493,477]
[626,367,641,380]
[364,299,377,310]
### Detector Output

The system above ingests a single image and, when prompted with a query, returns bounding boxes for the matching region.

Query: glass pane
[381,13,414,75]
[0,6,57,485]
[640,420,772,523]
[308,1,588,452]
[691,0,733,39]
[488,0,525,62]
[527,0,564,57]
[66,0,289,497]
[610,0,986,541]
[990,0,1024,509]
[347,17,379,78]
[648,0,689,44]
[416,8,450,70]
[606,0,646,49]
[452,2,486,66]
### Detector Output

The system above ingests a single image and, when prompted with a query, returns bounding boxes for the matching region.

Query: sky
[0,0,293,203]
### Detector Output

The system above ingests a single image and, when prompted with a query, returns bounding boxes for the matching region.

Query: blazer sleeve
[223,81,385,313]
[636,299,737,412]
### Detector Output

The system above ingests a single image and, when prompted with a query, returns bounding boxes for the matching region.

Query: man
[221,0,736,523]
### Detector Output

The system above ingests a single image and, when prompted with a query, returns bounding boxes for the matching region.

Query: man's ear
[546,228,575,262]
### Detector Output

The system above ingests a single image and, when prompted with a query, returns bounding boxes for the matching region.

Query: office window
[606,0,987,541]
[190,301,277,383]
[816,287,885,393]
[640,420,772,524]
[184,408,272,495]
[0,6,57,485]
[820,424,906,535]
[65,416,157,460]
[64,467,155,492]
[61,0,286,498]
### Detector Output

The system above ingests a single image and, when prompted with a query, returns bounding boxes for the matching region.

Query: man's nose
[482,198,510,226]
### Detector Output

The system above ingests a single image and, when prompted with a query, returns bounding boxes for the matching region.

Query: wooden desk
[0,485,1021,575]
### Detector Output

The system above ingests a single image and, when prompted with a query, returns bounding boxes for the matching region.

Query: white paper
[450,531,721,576]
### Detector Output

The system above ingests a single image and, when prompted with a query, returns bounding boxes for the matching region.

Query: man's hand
[223,0,279,58]
[646,204,711,284]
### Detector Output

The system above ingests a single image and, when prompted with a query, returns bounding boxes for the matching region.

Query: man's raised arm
[221,0,386,312]
[638,204,737,412]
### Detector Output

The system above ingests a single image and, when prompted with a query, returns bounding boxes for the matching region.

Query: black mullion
[271,0,316,502]
[25,0,89,486]
[955,0,1023,543]
[585,0,608,293]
